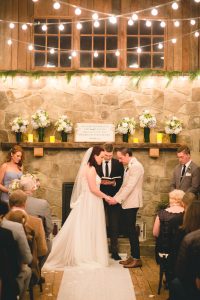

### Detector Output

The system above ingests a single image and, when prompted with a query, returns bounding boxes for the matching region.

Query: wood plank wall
[0,0,199,71]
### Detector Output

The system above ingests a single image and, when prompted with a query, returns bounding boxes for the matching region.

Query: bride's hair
[88,146,104,167]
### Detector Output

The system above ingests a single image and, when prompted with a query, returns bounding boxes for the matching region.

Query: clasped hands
[106,196,117,205]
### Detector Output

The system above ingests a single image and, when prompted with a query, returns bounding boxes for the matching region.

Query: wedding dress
[44,166,109,269]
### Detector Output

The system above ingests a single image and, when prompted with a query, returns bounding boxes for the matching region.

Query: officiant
[95,143,124,260]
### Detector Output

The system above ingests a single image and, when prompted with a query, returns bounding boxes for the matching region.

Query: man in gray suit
[110,147,144,268]
[170,145,200,195]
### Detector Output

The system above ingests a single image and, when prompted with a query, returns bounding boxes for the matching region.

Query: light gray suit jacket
[170,161,200,194]
[115,157,144,209]
[1,219,32,264]
[25,196,53,237]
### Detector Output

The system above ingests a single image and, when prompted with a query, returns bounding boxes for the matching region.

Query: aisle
[57,259,136,300]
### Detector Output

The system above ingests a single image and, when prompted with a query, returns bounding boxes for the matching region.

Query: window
[127,20,165,69]
[34,19,72,68]
[80,19,118,68]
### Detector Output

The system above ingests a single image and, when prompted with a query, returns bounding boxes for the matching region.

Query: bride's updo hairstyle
[88,146,104,167]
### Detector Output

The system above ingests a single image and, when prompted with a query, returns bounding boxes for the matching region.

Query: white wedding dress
[44,169,109,269]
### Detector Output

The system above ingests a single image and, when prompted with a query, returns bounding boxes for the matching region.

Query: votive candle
[156,133,163,143]
[50,136,55,143]
[133,138,139,143]
[28,134,33,143]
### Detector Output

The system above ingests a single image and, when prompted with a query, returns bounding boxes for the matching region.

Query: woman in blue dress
[0,145,23,203]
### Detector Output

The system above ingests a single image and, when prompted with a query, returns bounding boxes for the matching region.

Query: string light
[128,19,134,26]
[32,0,38,2]
[7,39,12,45]
[50,48,55,54]
[190,19,196,25]
[94,20,100,28]
[160,21,166,27]
[194,0,200,3]
[76,22,82,30]
[28,44,34,51]
[137,47,142,53]
[158,43,163,49]
[151,8,158,16]
[132,13,138,21]
[94,51,98,57]
[172,38,177,43]
[146,20,152,27]
[75,8,81,15]
[194,31,200,37]
[71,51,77,57]
[42,24,47,31]
[92,13,99,20]
[115,50,120,56]
[53,1,61,10]
[59,24,64,31]
[9,22,15,29]
[174,20,180,27]
[172,2,179,10]
[109,16,117,24]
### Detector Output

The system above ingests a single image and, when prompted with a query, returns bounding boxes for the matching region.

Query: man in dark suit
[170,145,200,195]
[95,143,124,260]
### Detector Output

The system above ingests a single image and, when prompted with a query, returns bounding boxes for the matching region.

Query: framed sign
[75,123,115,142]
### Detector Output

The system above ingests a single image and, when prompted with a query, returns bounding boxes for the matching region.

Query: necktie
[105,161,109,177]
[181,165,186,180]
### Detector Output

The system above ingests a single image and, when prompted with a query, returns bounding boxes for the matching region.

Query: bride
[44,146,113,269]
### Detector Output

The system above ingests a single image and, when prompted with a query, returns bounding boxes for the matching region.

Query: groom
[110,147,144,268]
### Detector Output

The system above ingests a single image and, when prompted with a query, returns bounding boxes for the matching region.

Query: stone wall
[0,75,200,239]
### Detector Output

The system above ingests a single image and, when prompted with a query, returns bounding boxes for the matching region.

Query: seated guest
[19,175,53,263]
[153,189,185,287]
[0,201,32,300]
[9,189,48,258]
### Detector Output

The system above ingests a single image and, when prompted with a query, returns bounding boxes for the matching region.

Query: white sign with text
[75,123,115,142]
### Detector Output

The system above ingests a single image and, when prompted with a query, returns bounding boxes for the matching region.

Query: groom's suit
[96,158,124,254]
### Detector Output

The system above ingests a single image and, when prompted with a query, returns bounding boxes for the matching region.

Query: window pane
[106,37,117,50]
[127,54,138,68]
[127,37,138,49]
[106,53,117,68]
[60,53,71,67]
[140,20,151,35]
[140,54,151,68]
[94,37,105,50]
[60,19,72,34]
[34,52,45,66]
[152,21,164,35]
[153,37,164,52]
[81,21,92,34]
[94,20,105,34]
[80,36,92,50]
[34,19,45,34]
[47,36,58,48]
[140,37,151,52]
[106,21,118,34]
[48,19,59,34]
[80,53,92,67]
[34,36,46,51]
[93,53,104,68]
[47,53,58,67]
[60,36,71,50]
[153,54,164,68]
[127,21,138,35]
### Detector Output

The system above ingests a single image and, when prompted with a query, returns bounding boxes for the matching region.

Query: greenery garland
[0,69,199,87]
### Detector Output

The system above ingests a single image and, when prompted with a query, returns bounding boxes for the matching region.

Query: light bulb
[50,48,55,54]
[172,38,177,44]
[53,1,60,10]
[59,24,64,31]
[146,20,152,27]
[32,0,38,2]
[9,23,15,29]
[194,31,200,37]
[158,43,163,49]
[68,56,72,60]
[132,13,138,21]
[94,20,100,28]
[72,51,77,57]
[115,50,120,56]
[94,51,98,57]
[190,19,196,25]
[109,15,117,24]
[76,22,82,30]
[151,8,158,16]
[160,21,166,28]
[28,44,34,51]
[137,47,142,53]
[7,39,12,45]
[128,18,134,26]
[174,20,180,27]
[75,7,81,15]
[194,0,200,3]
[172,2,178,10]
[92,13,98,20]
[42,24,47,31]
[22,24,28,30]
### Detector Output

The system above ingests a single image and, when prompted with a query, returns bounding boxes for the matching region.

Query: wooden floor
[26,256,168,300]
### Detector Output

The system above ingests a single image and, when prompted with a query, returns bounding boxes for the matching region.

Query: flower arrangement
[8,173,40,193]
[164,116,183,134]
[8,179,21,193]
[116,117,136,135]
[55,115,73,133]
[10,116,29,133]
[139,110,157,128]
[31,109,51,129]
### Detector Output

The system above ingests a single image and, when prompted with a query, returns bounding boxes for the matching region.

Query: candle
[157,133,163,143]
[50,136,55,143]
[28,134,33,143]
[133,138,139,143]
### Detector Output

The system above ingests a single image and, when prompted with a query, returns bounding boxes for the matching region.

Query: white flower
[55,115,73,133]
[21,173,40,190]
[164,116,183,134]
[10,116,29,133]
[139,110,157,128]
[31,109,51,129]
[116,117,136,135]
[8,179,21,193]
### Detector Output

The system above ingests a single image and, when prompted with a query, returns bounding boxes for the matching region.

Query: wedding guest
[0,145,24,203]
[181,192,197,211]
[170,145,200,195]
[111,147,144,268]
[95,143,124,260]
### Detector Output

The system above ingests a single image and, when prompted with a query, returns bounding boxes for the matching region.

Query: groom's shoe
[111,253,121,260]
[123,259,142,268]
[119,256,134,265]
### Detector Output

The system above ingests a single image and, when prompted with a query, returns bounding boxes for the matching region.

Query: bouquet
[20,173,40,190]
[31,109,51,129]
[8,179,21,193]
[116,117,136,135]
[9,173,40,193]
[139,110,157,128]
[10,116,29,133]
[55,115,73,133]
[164,116,183,134]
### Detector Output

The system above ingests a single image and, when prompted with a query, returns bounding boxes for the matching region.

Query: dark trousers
[123,208,140,259]
[105,202,121,253]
